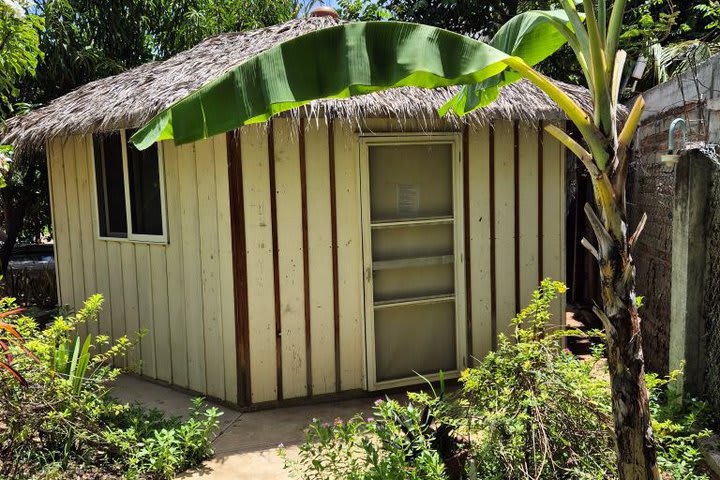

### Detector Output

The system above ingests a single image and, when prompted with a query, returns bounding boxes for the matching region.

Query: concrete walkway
[110,375,382,479]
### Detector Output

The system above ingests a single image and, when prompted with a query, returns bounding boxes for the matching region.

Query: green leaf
[132,21,517,149]
[440,9,575,116]
[72,335,92,393]
[69,336,80,382]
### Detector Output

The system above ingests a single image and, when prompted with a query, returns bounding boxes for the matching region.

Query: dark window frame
[92,130,167,243]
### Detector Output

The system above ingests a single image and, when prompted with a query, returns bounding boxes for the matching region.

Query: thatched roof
[2,15,597,152]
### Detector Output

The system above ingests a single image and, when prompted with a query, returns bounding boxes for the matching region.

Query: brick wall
[628,103,707,374]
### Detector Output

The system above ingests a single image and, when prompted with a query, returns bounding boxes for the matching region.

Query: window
[93,130,166,242]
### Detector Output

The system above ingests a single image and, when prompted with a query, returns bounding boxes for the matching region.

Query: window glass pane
[93,133,127,237]
[126,135,163,236]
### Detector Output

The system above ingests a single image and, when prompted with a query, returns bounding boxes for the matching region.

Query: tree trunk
[585,174,660,480]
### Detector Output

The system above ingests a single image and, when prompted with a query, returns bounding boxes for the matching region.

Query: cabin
[0,14,586,408]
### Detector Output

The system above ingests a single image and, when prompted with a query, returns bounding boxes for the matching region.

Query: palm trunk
[585,173,660,480]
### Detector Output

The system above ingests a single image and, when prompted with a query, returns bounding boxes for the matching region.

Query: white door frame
[358,133,467,391]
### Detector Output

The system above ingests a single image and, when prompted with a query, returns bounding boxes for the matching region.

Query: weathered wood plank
[47,140,74,320]
[305,122,336,395]
[274,118,307,399]
[518,125,540,308]
[196,137,225,400]
[214,133,237,404]
[74,136,97,337]
[162,141,189,388]
[150,244,171,382]
[106,241,125,366]
[468,126,493,362]
[334,121,364,390]
[84,135,112,349]
[135,244,156,377]
[493,121,517,336]
[177,142,206,394]
[61,138,86,332]
[541,125,566,324]
[120,243,140,368]
[242,125,278,403]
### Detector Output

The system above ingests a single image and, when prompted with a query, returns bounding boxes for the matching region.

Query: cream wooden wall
[238,119,366,403]
[237,118,565,405]
[47,117,564,407]
[47,134,237,404]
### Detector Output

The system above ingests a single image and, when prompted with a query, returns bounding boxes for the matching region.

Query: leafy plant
[459,280,616,479]
[647,372,712,480]
[287,281,714,480]
[118,398,222,479]
[0,294,221,479]
[0,301,31,385]
[283,396,451,480]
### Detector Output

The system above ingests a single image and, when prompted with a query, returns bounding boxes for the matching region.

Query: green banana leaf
[441,10,575,116]
[131,11,571,150]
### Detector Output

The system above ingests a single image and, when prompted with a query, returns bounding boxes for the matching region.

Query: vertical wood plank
[177,143,206,394]
[462,125,473,363]
[47,140,74,316]
[215,134,237,404]
[493,121,516,336]
[267,122,284,400]
[163,141,188,388]
[227,132,250,405]
[92,241,112,352]
[242,125,278,403]
[83,136,113,349]
[537,122,545,284]
[61,138,86,327]
[120,243,140,368]
[135,244,156,377]
[74,136,97,337]
[274,118,307,399]
[541,125,566,324]
[468,126,493,361]
[196,137,225,400]
[306,122,336,395]
[513,121,521,314]
[150,244,172,382]
[106,241,124,366]
[299,119,312,397]
[329,120,341,392]
[518,125,540,307]
[334,121,364,390]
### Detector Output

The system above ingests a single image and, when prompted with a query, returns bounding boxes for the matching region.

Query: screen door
[361,136,465,390]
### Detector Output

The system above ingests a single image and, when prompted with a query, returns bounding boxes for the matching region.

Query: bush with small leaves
[0,295,221,479]
[285,280,714,480]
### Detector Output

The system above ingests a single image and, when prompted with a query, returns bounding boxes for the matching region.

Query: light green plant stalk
[130,3,656,477]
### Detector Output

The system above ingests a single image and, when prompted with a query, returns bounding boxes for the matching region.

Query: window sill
[97,236,168,245]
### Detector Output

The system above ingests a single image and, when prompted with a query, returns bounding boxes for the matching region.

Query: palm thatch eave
[1,16,601,152]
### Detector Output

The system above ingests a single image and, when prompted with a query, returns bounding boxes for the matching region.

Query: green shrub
[459,280,615,479]
[286,280,714,480]
[648,372,711,480]
[0,295,221,480]
[282,396,452,480]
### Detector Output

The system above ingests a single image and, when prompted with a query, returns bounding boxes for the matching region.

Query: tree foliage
[0,1,42,117]
[340,0,719,87]
[0,0,298,273]
[145,0,301,59]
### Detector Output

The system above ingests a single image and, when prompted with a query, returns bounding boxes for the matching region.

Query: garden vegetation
[0,295,222,480]
[283,281,713,480]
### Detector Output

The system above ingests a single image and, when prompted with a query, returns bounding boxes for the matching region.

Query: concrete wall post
[669,151,711,395]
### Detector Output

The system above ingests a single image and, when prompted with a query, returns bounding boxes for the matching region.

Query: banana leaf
[131,10,572,150]
[441,9,575,116]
